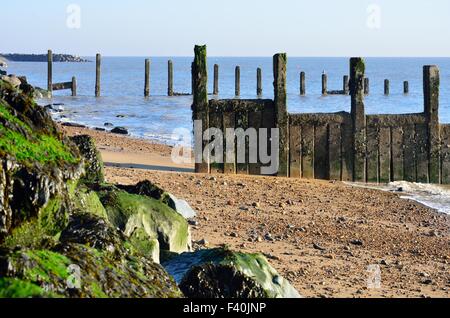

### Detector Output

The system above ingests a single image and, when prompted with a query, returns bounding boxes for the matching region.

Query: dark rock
[163,248,301,298]
[60,213,123,253]
[104,123,114,127]
[61,122,86,128]
[111,127,128,135]
[350,239,364,246]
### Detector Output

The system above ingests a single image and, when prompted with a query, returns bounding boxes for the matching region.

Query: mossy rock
[117,180,171,204]
[97,186,190,255]
[59,213,123,254]
[163,248,302,298]
[128,228,160,263]
[70,135,105,184]
[0,244,183,298]
[2,195,69,250]
[68,181,107,219]
[0,277,53,298]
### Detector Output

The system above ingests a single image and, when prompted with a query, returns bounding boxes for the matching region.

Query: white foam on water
[345,181,450,215]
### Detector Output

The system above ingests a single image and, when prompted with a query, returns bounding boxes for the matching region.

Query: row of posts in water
[46,50,411,97]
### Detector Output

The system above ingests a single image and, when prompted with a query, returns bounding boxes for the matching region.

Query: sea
[4,56,450,214]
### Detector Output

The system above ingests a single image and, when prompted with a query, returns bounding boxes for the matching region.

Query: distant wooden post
[384,79,390,95]
[47,50,53,96]
[322,73,327,95]
[300,72,306,95]
[274,53,288,177]
[192,45,209,173]
[403,81,409,94]
[71,76,77,97]
[257,67,262,96]
[364,78,370,95]
[95,54,101,97]
[212,64,219,95]
[343,75,349,95]
[235,66,240,97]
[424,65,440,183]
[350,58,366,182]
[168,60,174,96]
[144,59,150,97]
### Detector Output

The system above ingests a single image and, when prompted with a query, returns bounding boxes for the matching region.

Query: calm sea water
[5,57,450,144]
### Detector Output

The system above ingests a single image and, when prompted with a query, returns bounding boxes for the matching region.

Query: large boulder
[0,243,182,298]
[97,186,191,255]
[0,75,22,89]
[163,248,302,298]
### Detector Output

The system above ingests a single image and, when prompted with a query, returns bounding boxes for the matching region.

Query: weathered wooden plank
[441,125,450,184]
[415,124,429,183]
[379,127,391,183]
[235,110,249,175]
[289,125,302,178]
[314,124,328,180]
[223,112,236,174]
[391,126,404,181]
[52,82,72,91]
[341,123,353,181]
[260,106,276,176]
[366,125,379,183]
[328,123,341,180]
[248,111,262,175]
[403,125,416,182]
[209,111,224,174]
[302,124,314,179]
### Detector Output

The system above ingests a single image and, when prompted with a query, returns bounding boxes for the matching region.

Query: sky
[2,0,450,57]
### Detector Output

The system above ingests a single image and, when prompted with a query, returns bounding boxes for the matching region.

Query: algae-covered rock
[68,182,107,219]
[0,79,83,241]
[163,248,301,298]
[60,213,123,253]
[70,135,104,184]
[128,228,160,263]
[117,180,171,204]
[0,243,182,298]
[98,186,191,254]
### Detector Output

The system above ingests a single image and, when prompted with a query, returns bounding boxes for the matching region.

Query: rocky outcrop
[97,185,191,256]
[0,54,90,63]
[163,248,302,298]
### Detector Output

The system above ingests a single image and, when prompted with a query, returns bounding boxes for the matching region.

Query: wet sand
[63,125,450,298]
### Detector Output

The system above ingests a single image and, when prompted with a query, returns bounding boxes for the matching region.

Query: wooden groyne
[192,45,449,184]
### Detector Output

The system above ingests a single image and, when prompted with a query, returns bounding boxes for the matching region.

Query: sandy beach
[62,125,450,298]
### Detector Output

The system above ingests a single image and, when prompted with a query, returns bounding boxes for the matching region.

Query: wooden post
[47,50,53,96]
[364,78,369,95]
[343,75,349,95]
[424,66,440,183]
[144,59,150,97]
[168,60,174,96]
[235,66,240,97]
[274,53,288,177]
[192,45,209,173]
[257,67,262,96]
[300,72,306,96]
[71,76,77,97]
[322,73,327,95]
[403,81,409,94]
[350,58,366,182]
[213,64,219,95]
[95,54,101,97]
[384,79,390,95]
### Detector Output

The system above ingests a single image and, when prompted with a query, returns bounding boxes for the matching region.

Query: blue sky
[2,0,450,56]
